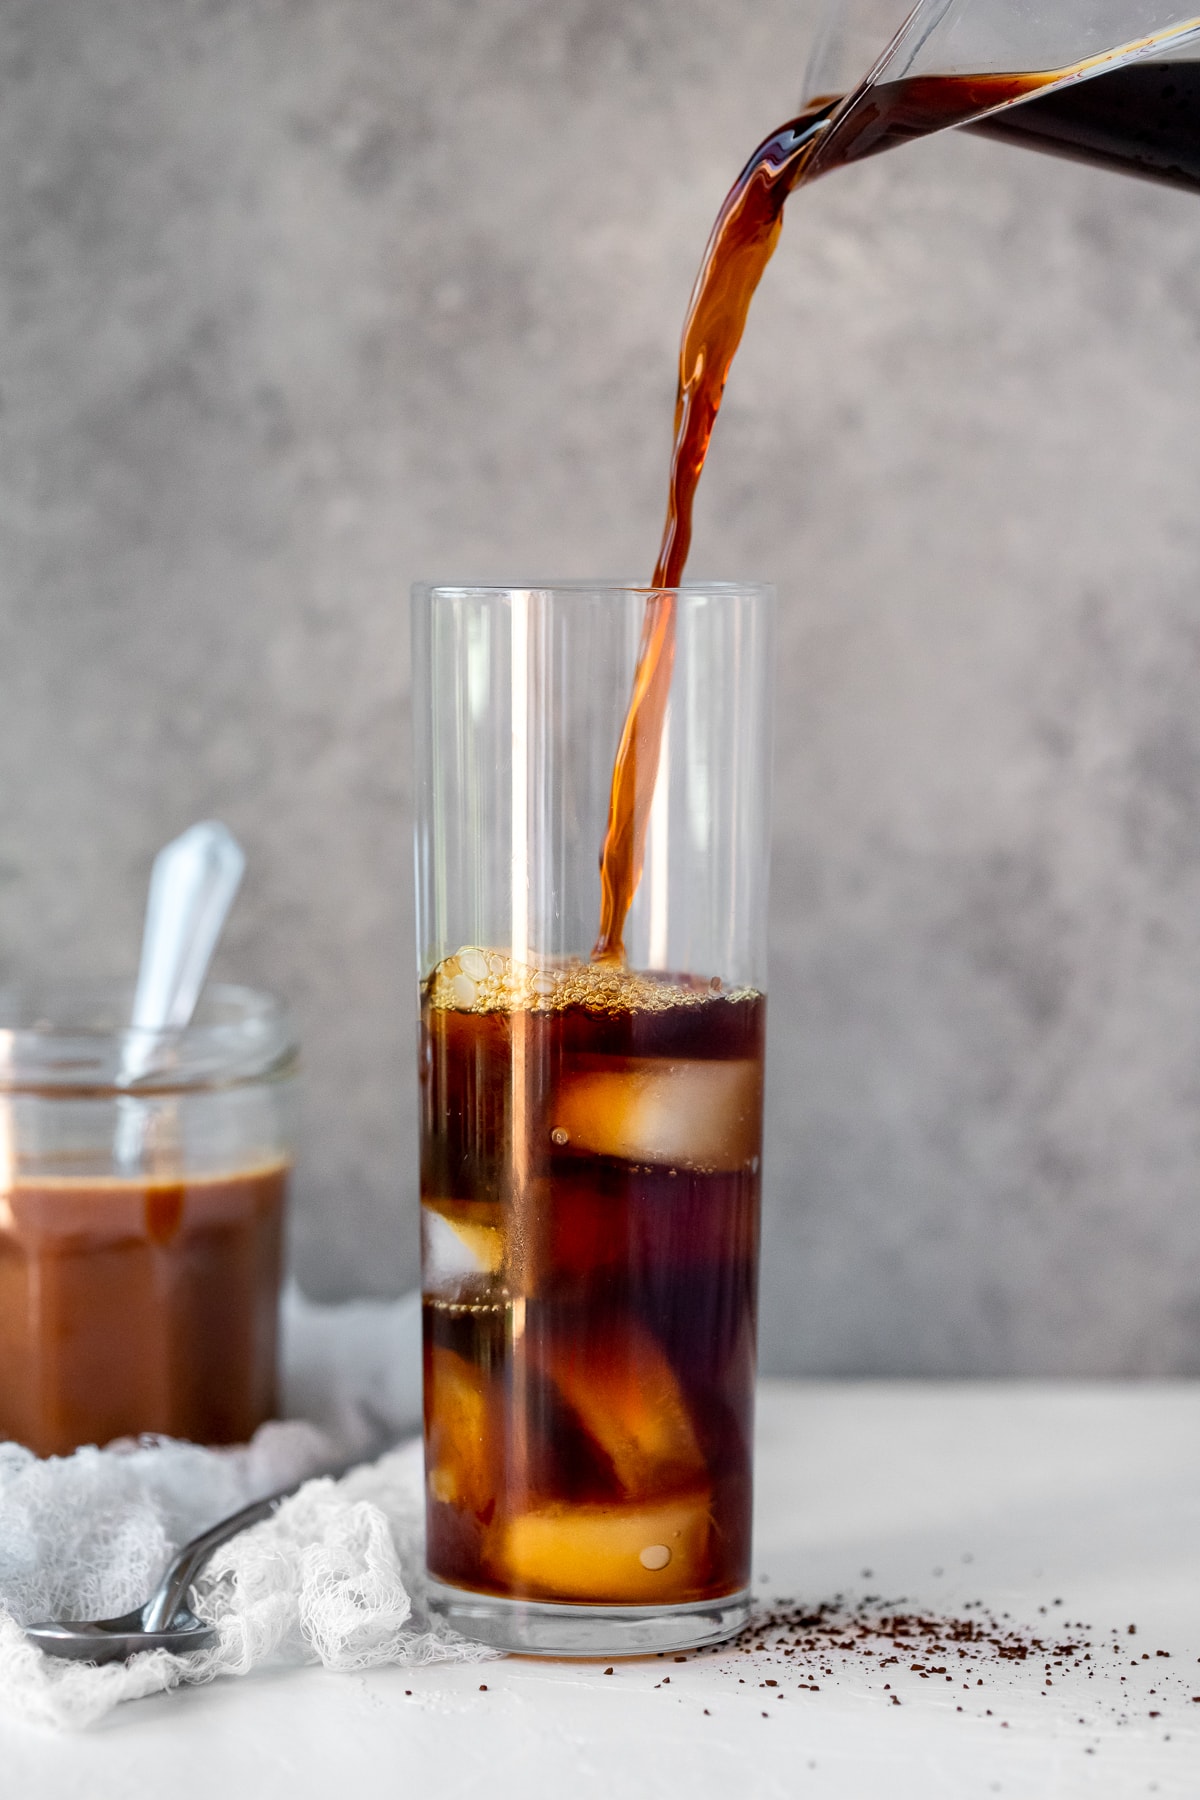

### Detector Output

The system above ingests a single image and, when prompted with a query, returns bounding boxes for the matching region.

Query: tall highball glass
[412,582,773,1655]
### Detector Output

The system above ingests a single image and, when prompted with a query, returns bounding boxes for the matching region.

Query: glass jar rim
[0,981,298,1095]
[413,579,775,601]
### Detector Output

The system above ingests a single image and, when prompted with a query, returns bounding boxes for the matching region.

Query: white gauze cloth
[0,1285,493,1730]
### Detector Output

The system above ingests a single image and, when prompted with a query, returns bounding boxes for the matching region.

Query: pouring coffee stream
[592,8,1200,963]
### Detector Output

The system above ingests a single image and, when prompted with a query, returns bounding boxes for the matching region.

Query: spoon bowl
[25,1609,218,1664]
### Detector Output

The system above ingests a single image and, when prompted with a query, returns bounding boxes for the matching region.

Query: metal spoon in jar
[113,820,246,1172]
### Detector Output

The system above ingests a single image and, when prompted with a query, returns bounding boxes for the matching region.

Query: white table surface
[4,1379,1199,1799]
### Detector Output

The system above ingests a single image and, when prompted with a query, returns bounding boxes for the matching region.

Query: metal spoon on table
[25,1445,374,1663]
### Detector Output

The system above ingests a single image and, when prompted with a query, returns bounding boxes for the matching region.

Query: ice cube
[425,1347,494,1515]
[449,972,478,1008]
[500,1490,711,1603]
[421,1201,503,1297]
[539,1323,705,1497]
[551,1057,762,1170]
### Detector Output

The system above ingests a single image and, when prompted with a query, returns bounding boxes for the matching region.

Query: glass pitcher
[801,0,1200,191]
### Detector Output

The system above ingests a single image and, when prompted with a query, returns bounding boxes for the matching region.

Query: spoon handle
[130,822,246,1045]
[114,820,245,1173]
[140,1448,378,1635]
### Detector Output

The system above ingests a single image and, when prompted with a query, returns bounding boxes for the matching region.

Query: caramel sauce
[0,1161,288,1457]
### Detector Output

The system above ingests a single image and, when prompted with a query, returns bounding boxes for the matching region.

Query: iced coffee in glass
[413,582,772,1654]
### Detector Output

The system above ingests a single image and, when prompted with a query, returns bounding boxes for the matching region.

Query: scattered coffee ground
[678,1593,1195,1740]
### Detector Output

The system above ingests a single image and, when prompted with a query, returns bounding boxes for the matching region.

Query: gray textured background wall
[4,0,1200,1374]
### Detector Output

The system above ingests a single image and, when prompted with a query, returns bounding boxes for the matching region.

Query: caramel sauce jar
[0,983,298,1456]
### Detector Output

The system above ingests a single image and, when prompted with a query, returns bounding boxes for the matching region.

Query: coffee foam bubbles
[425,947,758,1015]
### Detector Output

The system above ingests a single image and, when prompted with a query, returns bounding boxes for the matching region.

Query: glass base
[427,1579,751,1657]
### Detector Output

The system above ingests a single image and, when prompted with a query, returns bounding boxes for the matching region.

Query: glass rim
[0,981,299,1096]
[413,579,775,602]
